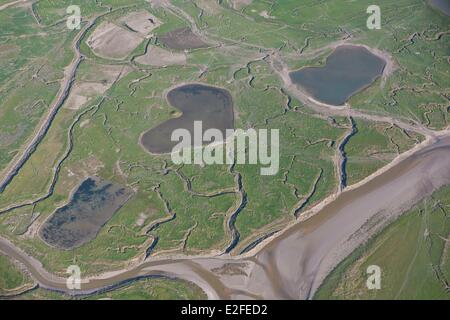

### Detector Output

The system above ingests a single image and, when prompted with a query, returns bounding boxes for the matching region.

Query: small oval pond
[289,45,386,106]
[141,83,234,154]
[39,177,133,250]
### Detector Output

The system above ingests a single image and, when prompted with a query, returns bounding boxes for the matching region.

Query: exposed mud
[135,44,186,66]
[159,27,208,50]
[87,22,144,60]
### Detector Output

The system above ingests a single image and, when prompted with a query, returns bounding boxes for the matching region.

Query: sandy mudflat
[230,0,252,10]
[159,27,208,50]
[135,45,186,66]
[87,22,143,60]
[120,10,161,35]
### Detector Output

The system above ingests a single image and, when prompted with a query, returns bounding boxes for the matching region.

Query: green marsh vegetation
[0,253,33,295]
[0,0,447,290]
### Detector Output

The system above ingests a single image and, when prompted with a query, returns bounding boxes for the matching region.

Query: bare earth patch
[229,0,252,10]
[120,10,162,35]
[79,64,130,83]
[135,45,186,66]
[159,27,208,51]
[65,65,129,110]
[87,22,144,60]
[0,44,19,59]
[64,83,109,110]
[259,10,275,19]
[196,0,222,14]
[146,0,165,9]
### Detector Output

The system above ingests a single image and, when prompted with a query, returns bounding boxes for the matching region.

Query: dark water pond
[141,84,234,154]
[40,177,133,250]
[429,0,450,15]
[289,45,386,106]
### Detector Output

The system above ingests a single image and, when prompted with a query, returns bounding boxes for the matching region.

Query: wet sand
[249,135,450,298]
[2,133,450,299]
